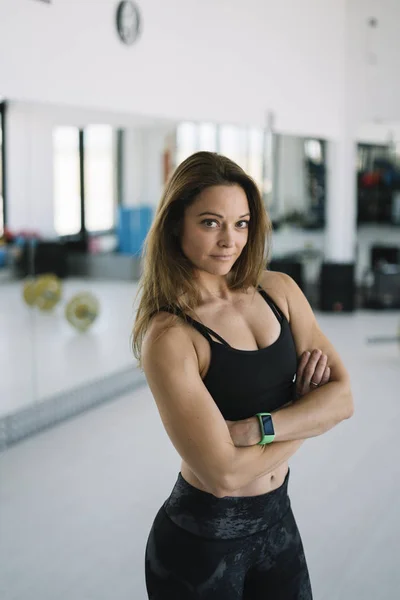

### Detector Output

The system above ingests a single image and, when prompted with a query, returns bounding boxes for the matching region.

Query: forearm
[224,438,304,494]
[272,380,354,442]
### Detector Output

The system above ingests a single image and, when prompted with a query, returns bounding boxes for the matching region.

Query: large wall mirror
[0,102,329,444]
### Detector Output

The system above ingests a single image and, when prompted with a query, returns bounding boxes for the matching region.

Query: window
[219,124,247,168]
[175,121,265,195]
[53,125,116,237]
[53,127,81,236]
[176,122,198,166]
[176,122,218,167]
[247,127,264,191]
[84,125,116,232]
[304,139,323,164]
[198,123,217,152]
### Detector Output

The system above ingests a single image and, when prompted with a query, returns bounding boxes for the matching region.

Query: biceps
[308,326,349,384]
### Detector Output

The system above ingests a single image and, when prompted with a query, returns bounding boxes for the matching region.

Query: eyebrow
[196,211,250,218]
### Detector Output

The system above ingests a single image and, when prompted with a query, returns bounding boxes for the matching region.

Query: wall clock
[116,1,141,46]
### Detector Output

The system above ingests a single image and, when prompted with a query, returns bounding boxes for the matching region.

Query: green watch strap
[256,412,275,445]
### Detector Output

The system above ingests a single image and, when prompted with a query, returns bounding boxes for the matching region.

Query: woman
[133,151,354,599]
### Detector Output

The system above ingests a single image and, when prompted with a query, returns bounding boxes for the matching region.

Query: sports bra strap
[158,287,284,346]
[158,306,230,346]
[256,286,284,322]
[185,316,230,346]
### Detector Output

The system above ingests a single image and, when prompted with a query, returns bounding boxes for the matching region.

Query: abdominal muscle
[180,460,289,498]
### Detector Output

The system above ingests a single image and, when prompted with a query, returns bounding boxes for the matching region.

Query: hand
[226,349,331,447]
[295,349,330,398]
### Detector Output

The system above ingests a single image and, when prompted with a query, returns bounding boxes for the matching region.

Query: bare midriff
[180,460,289,497]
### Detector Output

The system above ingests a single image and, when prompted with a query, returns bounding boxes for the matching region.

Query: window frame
[55,126,119,242]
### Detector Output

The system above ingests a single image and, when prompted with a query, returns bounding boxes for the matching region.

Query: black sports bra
[160,286,298,421]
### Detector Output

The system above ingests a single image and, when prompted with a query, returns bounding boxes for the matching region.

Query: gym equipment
[362,264,400,309]
[370,245,400,270]
[117,206,153,255]
[22,274,62,311]
[65,292,100,332]
[319,263,355,312]
[15,240,68,279]
[22,279,38,306]
[268,259,304,292]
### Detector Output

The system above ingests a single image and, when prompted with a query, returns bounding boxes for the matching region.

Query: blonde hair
[132,151,272,368]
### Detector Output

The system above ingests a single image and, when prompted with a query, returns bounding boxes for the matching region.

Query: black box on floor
[319,262,355,312]
[364,265,400,309]
[370,245,400,269]
[15,241,68,279]
[268,260,304,291]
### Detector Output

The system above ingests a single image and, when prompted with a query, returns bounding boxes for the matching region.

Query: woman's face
[180,185,250,276]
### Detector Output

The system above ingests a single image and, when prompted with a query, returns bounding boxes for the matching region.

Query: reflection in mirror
[175,121,326,230]
[356,122,400,309]
[53,126,81,236]
[273,135,326,230]
[0,103,328,445]
[175,121,326,304]
[0,99,177,447]
[0,101,4,233]
[0,101,37,422]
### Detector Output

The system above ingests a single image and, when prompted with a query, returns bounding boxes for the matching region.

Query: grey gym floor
[0,310,399,600]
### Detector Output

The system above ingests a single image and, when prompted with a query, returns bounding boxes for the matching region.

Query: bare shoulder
[258,269,291,321]
[260,270,350,385]
[142,310,199,371]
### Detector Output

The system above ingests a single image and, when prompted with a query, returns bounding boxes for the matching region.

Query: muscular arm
[259,271,354,442]
[225,438,305,492]
[233,379,351,446]
[272,381,352,441]
[230,382,349,448]
[227,349,332,447]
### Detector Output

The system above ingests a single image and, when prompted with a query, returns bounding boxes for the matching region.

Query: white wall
[357,121,400,146]
[5,1,400,137]
[0,0,346,138]
[346,0,400,125]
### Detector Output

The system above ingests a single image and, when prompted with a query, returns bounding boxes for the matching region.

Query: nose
[218,225,236,248]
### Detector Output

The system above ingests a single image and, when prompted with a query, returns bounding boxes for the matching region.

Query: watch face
[116,1,141,46]
[262,414,274,436]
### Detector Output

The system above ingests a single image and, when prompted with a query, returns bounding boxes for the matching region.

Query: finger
[302,349,323,388]
[296,351,311,383]
[296,350,316,395]
[309,353,328,385]
[320,366,330,386]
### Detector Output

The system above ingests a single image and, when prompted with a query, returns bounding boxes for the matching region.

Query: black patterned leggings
[145,468,313,599]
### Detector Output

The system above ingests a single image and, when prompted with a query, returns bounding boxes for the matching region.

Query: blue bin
[0,247,7,267]
[117,206,153,256]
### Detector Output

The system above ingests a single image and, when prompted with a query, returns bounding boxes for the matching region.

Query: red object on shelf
[360,172,381,187]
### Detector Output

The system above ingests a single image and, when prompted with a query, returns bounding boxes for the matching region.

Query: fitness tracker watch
[256,412,275,445]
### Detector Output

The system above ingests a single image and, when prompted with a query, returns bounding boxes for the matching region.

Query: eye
[200,219,250,229]
[201,219,218,228]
